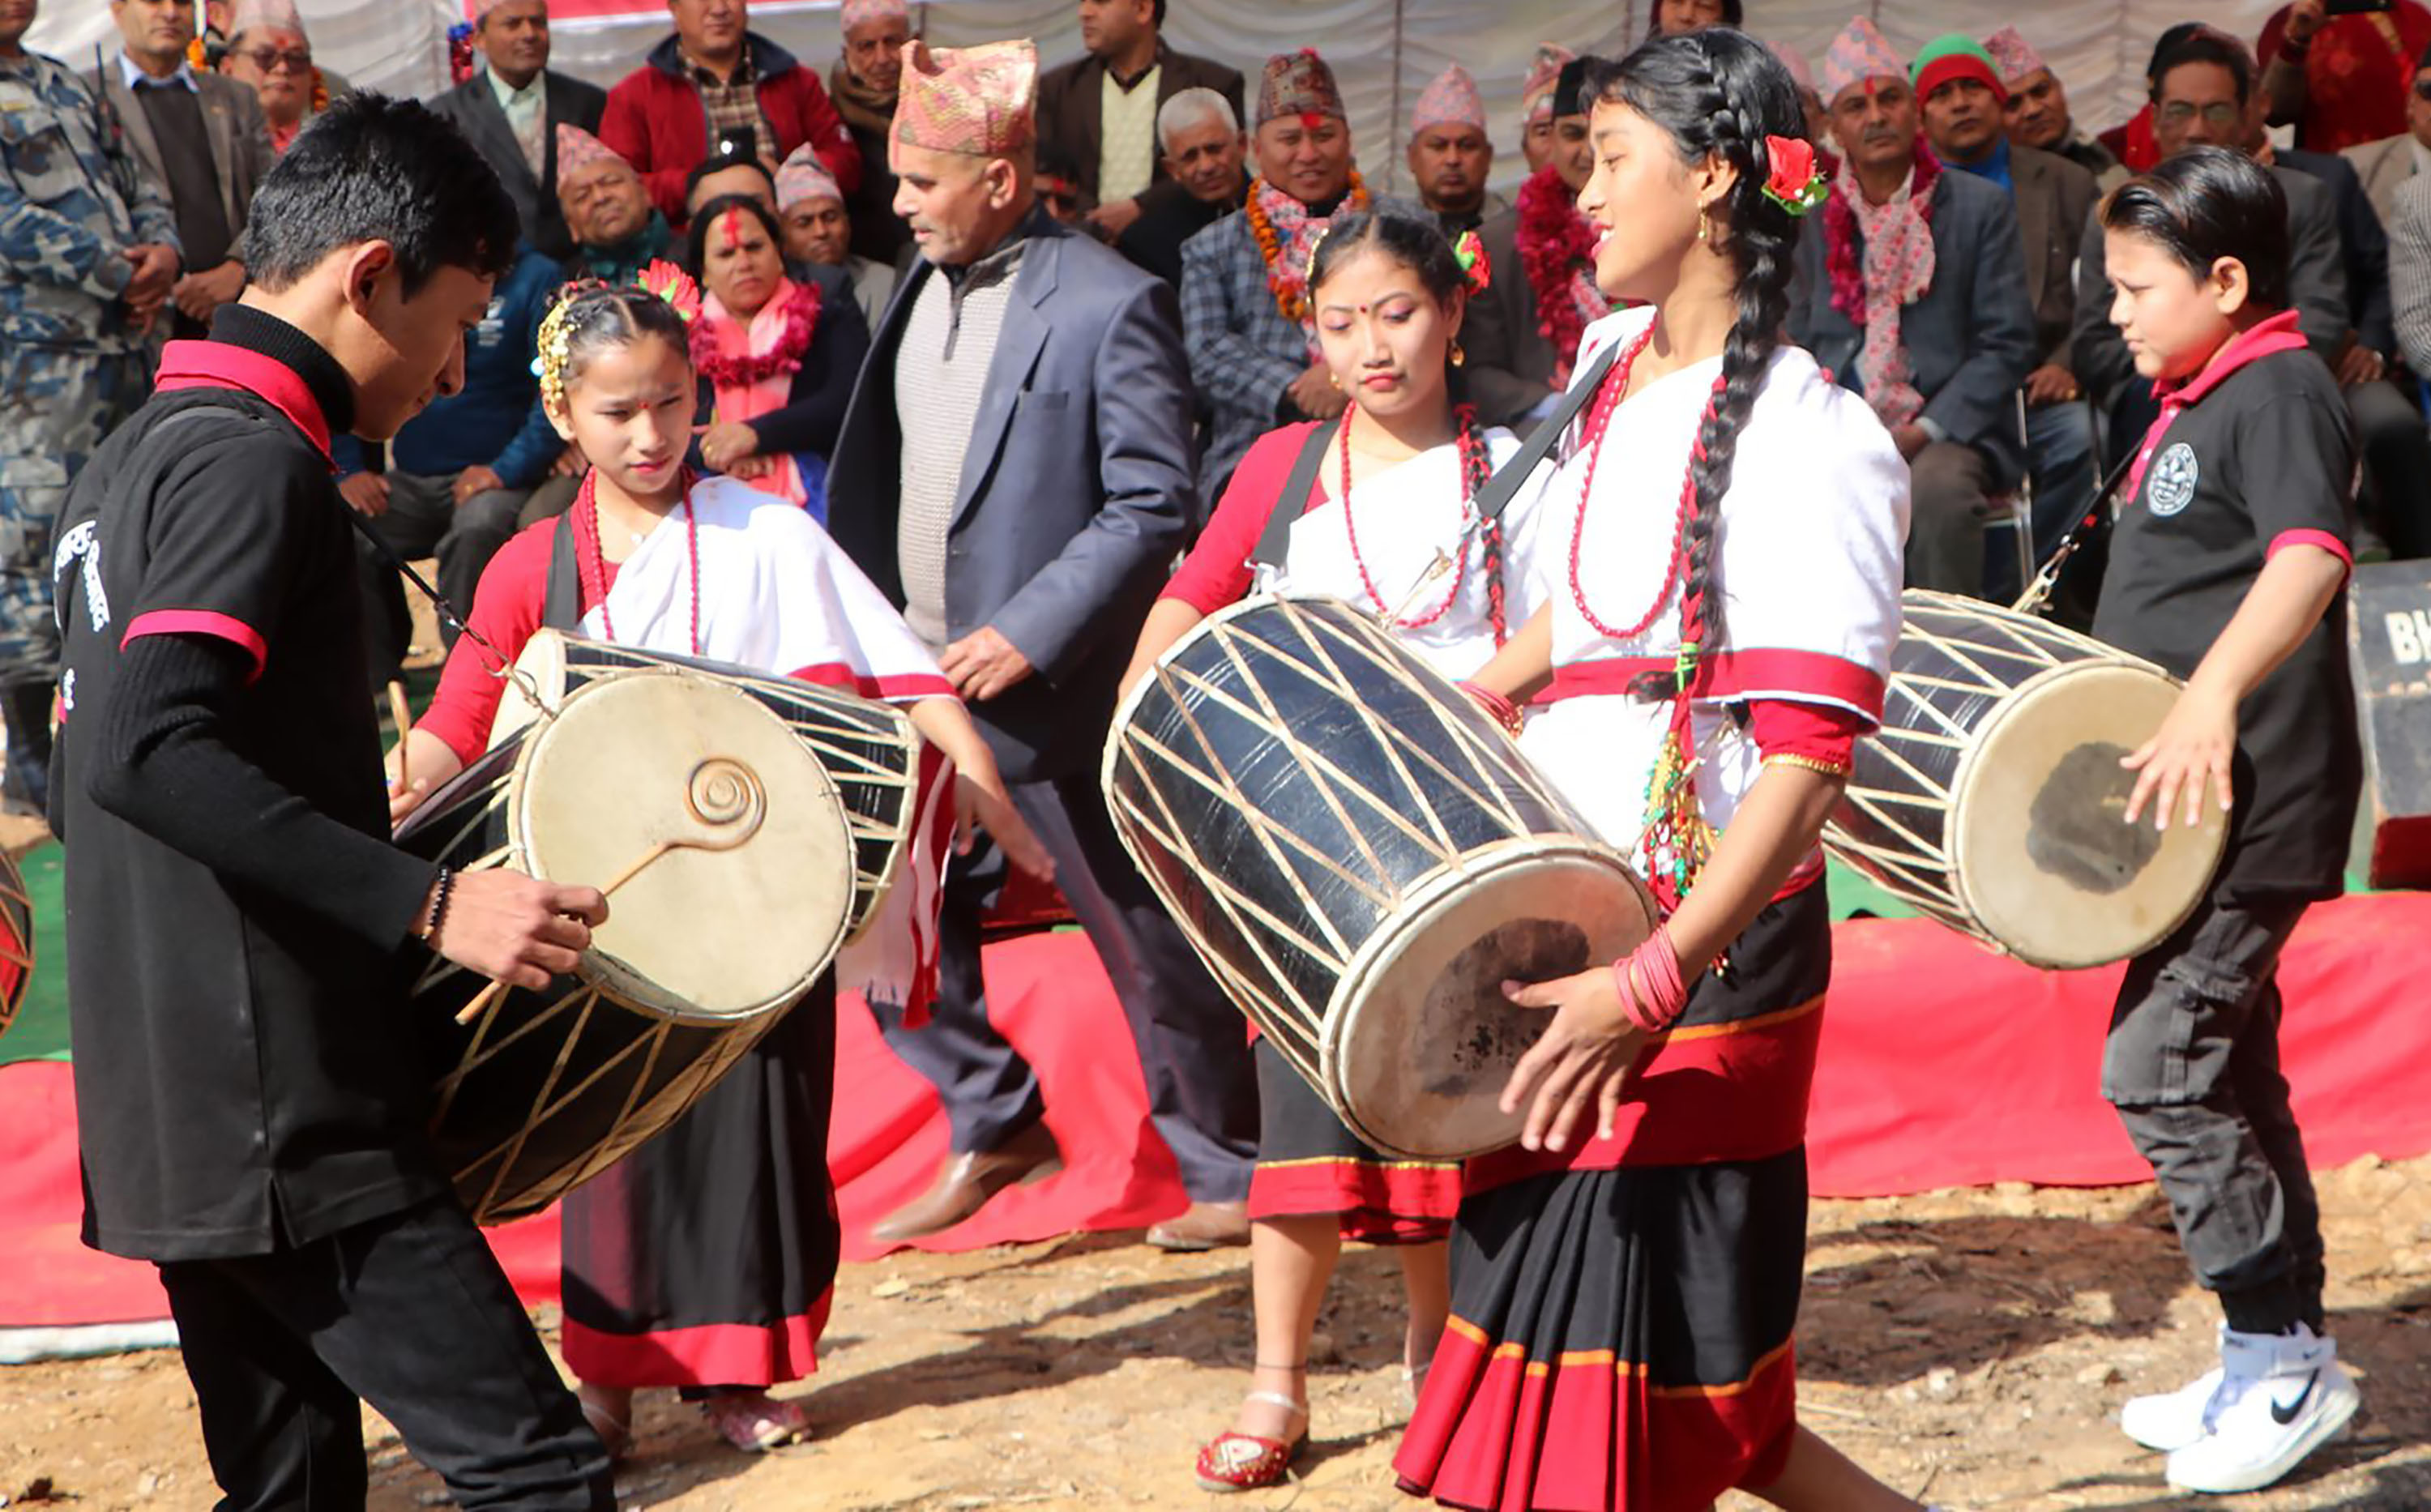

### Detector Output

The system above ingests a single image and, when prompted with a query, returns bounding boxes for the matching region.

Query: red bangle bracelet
[1610,928,1688,1033]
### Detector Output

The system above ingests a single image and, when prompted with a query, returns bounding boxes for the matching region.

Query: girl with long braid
[1395,33,1931,1511]
[1118,208,1545,1494]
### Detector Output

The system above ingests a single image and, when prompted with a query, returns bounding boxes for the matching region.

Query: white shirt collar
[2410,135,2431,182]
[117,50,198,93]
[485,64,544,109]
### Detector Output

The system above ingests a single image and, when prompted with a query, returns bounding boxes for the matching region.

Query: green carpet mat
[2,843,68,1065]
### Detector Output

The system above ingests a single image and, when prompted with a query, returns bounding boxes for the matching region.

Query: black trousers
[876,769,1258,1202]
[157,1198,614,1512]
[2101,893,2326,1335]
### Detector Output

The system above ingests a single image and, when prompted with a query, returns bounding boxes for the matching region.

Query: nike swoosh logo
[2271,1370,2319,1426]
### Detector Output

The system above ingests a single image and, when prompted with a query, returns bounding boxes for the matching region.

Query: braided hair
[1305,208,1508,643]
[1589,29,1807,700]
[535,280,694,415]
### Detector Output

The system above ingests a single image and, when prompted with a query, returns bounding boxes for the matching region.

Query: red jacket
[601,32,862,229]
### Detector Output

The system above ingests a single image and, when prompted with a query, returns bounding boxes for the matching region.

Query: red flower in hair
[1760,135,1827,216]
[637,259,703,324]
[1453,229,1492,294]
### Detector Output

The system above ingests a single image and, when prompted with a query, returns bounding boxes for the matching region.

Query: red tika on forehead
[720,207,746,252]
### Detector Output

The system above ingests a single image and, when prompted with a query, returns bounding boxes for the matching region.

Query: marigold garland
[1245,169,1371,327]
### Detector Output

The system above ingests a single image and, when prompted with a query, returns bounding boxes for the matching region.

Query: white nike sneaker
[2164,1324,2361,1494]
[2120,1360,2226,1452]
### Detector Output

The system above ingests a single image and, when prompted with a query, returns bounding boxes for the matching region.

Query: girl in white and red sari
[390,269,1048,1459]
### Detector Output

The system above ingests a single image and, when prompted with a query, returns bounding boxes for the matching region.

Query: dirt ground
[4,1155,2426,1512]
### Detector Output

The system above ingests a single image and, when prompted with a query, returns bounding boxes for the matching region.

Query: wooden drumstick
[386,681,414,792]
[451,758,768,1026]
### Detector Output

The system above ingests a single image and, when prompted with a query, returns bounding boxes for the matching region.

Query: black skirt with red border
[1393,884,1829,1510]
[1249,1039,1462,1245]
[558,976,840,1389]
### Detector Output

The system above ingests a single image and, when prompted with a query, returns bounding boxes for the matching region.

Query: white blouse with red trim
[579,474,955,704]
[1519,305,1911,857]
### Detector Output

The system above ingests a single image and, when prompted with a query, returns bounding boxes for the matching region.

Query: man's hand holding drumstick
[384,721,602,996]
[417,870,609,994]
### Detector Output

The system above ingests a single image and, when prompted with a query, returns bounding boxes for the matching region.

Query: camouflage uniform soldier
[0,0,180,808]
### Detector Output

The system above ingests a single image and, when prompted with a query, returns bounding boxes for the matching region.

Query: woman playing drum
[1395,33,1930,1511]
[1119,208,1544,1493]
[389,270,1049,1458]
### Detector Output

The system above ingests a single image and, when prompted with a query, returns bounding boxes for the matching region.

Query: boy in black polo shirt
[2089,146,2362,1496]
[51,96,615,1510]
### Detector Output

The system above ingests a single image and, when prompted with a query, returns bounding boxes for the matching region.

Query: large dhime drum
[1825,590,2228,970]
[1105,594,1658,1162]
[397,664,856,1224]
[492,631,922,941]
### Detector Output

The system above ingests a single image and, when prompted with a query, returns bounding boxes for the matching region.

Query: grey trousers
[874,769,1258,1202]
[2102,894,2326,1334]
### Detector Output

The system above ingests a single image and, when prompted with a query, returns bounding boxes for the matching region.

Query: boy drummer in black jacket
[51,95,614,1510]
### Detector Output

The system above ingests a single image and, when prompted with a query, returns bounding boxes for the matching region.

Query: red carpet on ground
[6,895,2429,1330]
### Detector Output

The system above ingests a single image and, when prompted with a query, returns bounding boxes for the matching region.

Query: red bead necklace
[577,467,703,656]
[1336,405,1489,630]
[1565,325,1724,644]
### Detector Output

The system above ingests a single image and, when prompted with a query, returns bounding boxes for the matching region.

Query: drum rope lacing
[1337,404,1504,643]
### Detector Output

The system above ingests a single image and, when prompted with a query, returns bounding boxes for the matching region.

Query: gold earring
[1450,340,1466,368]
[1697,211,1709,242]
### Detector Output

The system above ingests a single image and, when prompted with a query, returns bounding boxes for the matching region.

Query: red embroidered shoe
[701,1390,810,1453]
[1194,1392,1308,1493]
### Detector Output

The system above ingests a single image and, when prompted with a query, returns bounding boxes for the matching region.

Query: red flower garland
[1822,138,1940,329]
[690,280,822,388]
[1514,163,1604,379]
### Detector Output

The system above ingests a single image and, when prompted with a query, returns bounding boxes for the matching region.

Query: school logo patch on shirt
[2147,442,2199,518]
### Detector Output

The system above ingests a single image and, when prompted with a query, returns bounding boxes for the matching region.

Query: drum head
[515,670,855,1022]
[1951,662,2227,970]
[1323,842,1659,1161]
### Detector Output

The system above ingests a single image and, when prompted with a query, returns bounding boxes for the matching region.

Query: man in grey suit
[1916,32,2101,599]
[1790,19,2036,598]
[97,0,271,340]
[428,0,606,262]
[826,40,1256,1250]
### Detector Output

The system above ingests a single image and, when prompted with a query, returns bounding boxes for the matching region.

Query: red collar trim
[2154,310,2308,412]
[154,340,338,467]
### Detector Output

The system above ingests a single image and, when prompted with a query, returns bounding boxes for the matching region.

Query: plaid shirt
[1177,210,1312,494]
[685,44,775,156]
[1177,196,1420,492]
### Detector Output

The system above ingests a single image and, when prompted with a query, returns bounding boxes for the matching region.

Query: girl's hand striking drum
[1497,967,1646,1154]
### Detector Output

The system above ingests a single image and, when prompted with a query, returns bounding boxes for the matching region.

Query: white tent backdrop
[28,2,2283,199]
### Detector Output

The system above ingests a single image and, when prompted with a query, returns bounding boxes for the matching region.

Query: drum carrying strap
[1471,340,1622,524]
[1249,420,1341,570]
[542,511,583,634]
